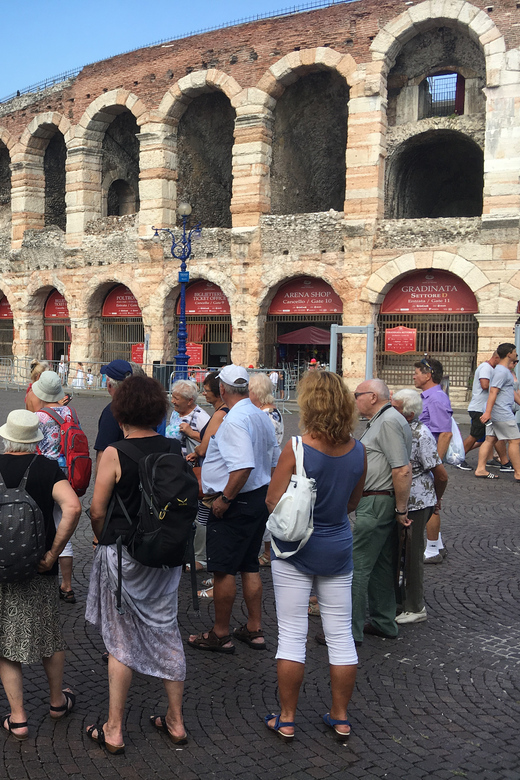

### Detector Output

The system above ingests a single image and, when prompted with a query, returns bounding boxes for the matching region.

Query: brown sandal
[233,623,267,650]
[188,628,235,654]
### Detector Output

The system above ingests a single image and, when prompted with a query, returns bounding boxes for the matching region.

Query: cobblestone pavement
[0,389,519,779]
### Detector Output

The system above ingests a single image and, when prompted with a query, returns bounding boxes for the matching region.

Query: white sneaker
[396,607,427,624]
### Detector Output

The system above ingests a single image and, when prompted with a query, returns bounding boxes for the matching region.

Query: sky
[0,0,312,100]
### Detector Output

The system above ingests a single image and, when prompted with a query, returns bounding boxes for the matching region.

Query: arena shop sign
[269,278,342,315]
[380,271,478,314]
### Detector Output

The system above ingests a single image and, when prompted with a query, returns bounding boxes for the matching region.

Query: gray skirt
[86,545,186,681]
[0,575,66,664]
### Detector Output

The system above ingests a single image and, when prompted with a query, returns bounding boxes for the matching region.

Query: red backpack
[41,407,92,496]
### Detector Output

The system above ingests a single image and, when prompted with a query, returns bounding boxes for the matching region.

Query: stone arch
[362,252,491,306]
[16,112,73,155]
[84,276,144,319]
[75,90,148,146]
[256,47,357,99]
[158,70,242,122]
[0,127,15,152]
[370,1,506,88]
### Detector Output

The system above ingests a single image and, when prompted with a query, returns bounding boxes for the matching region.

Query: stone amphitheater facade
[1,0,520,389]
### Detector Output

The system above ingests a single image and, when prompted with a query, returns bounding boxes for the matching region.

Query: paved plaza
[0,388,519,779]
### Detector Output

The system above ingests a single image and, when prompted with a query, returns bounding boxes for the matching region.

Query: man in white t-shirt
[269,370,279,397]
[474,342,520,480]
[460,351,500,470]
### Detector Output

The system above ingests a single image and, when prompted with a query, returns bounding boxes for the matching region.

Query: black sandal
[59,588,76,604]
[50,689,76,720]
[86,723,125,755]
[150,715,188,745]
[2,714,29,742]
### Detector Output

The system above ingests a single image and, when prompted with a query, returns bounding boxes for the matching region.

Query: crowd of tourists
[0,344,516,751]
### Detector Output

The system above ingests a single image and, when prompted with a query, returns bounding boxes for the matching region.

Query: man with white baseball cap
[189,365,280,654]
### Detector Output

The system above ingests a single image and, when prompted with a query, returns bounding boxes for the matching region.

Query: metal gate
[377,313,478,387]
[0,320,13,357]
[102,318,144,363]
[171,315,231,368]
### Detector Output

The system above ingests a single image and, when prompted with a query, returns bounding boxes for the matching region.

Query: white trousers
[271,558,358,666]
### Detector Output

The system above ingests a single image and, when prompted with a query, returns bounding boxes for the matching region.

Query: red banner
[178,282,230,315]
[44,290,69,319]
[269,277,342,315]
[102,285,142,317]
[384,326,417,354]
[186,343,204,366]
[0,296,13,319]
[381,270,478,314]
[131,343,145,363]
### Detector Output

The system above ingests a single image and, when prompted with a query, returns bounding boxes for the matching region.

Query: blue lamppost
[152,202,201,380]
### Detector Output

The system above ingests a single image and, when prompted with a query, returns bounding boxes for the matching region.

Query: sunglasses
[420,357,432,372]
[354,391,375,400]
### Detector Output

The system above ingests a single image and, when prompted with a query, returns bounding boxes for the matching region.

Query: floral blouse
[36,406,75,460]
[408,419,442,512]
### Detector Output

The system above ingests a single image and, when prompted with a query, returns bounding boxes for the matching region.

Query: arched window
[107,179,137,216]
[102,112,140,216]
[177,92,234,228]
[386,130,483,218]
[44,132,66,230]
[271,71,348,215]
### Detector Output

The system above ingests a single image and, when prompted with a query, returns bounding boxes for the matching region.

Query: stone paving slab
[0,389,519,779]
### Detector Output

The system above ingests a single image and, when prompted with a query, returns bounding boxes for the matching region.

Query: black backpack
[0,456,47,583]
[101,440,199,612]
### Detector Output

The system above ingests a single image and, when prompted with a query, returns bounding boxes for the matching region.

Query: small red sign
[131,343,145,363]
[269,277,342,315]
[102,285,142,317]
[186,343,204,366]
[0,296,13,319]
[385,326,417,354]
[178,282,230,315]
[381,271,478,314]
[44,290,69,319]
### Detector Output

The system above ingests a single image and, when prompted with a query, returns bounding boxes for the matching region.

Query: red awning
[278,326,331,345]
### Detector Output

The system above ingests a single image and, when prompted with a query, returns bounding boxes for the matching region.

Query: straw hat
[31,370,63,403]
[0,410,43,443]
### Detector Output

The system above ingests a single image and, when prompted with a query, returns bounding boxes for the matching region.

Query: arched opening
[44,290,70,363]
[271,71,348,215]
[387,26,486,126]
[101,285,144,363]
[0,295,13,358]
[107,179,137,216]
[44,131,66,230]
[377,269,478,390]
[172,281,231,368]
[386,130,483,218]
[176,92,234,228]
[0,143,11,233]
[264,277,342,377]
[102,111,140,216]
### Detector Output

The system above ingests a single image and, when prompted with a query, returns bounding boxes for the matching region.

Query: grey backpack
[0,456,47,583]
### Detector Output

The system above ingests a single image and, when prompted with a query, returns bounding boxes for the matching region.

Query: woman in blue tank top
[264,371,366,743]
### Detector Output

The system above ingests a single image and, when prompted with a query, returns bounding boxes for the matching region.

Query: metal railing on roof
[0,0,360,105]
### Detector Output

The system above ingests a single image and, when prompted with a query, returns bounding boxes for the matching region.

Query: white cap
[218,365,250,387]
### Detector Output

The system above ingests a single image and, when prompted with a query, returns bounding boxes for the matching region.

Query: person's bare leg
[463,434,477,455]
[87,655,131,748]
[59,557,73,593]
[241,571,263,643]
[426,510,440,542]
[152,680,186,740]
[506,438,520,479]
[266,659,304,737]
[475,436,496,476]
[495,439,508,464]
[0,658,28,739]
[329,664,357,735]
[212,572,236,637]
[42,650,69,711]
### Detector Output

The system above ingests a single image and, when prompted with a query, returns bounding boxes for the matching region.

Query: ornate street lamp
[152,202,201,380]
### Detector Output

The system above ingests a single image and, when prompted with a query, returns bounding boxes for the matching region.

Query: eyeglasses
[354,391,374,400]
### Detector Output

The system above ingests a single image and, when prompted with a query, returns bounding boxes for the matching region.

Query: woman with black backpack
[85,375,197,755]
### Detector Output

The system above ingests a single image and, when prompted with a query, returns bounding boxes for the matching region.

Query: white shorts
[485,419,520,441]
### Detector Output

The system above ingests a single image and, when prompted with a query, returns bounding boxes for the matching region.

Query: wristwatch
[221,494,232,504]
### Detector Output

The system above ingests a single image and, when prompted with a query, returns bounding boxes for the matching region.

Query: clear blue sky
[0,0,307,100]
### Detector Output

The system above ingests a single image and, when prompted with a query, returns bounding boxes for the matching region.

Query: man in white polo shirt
[475,342,520,480]
[188,365,280,655]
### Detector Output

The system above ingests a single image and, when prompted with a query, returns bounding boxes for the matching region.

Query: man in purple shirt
[413,357,452,564]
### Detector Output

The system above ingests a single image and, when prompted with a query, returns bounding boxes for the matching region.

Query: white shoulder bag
[267,436,317,559]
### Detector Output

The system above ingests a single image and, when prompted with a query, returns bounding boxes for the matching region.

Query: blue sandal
[264,713,295,743]
[323,712,351,741]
